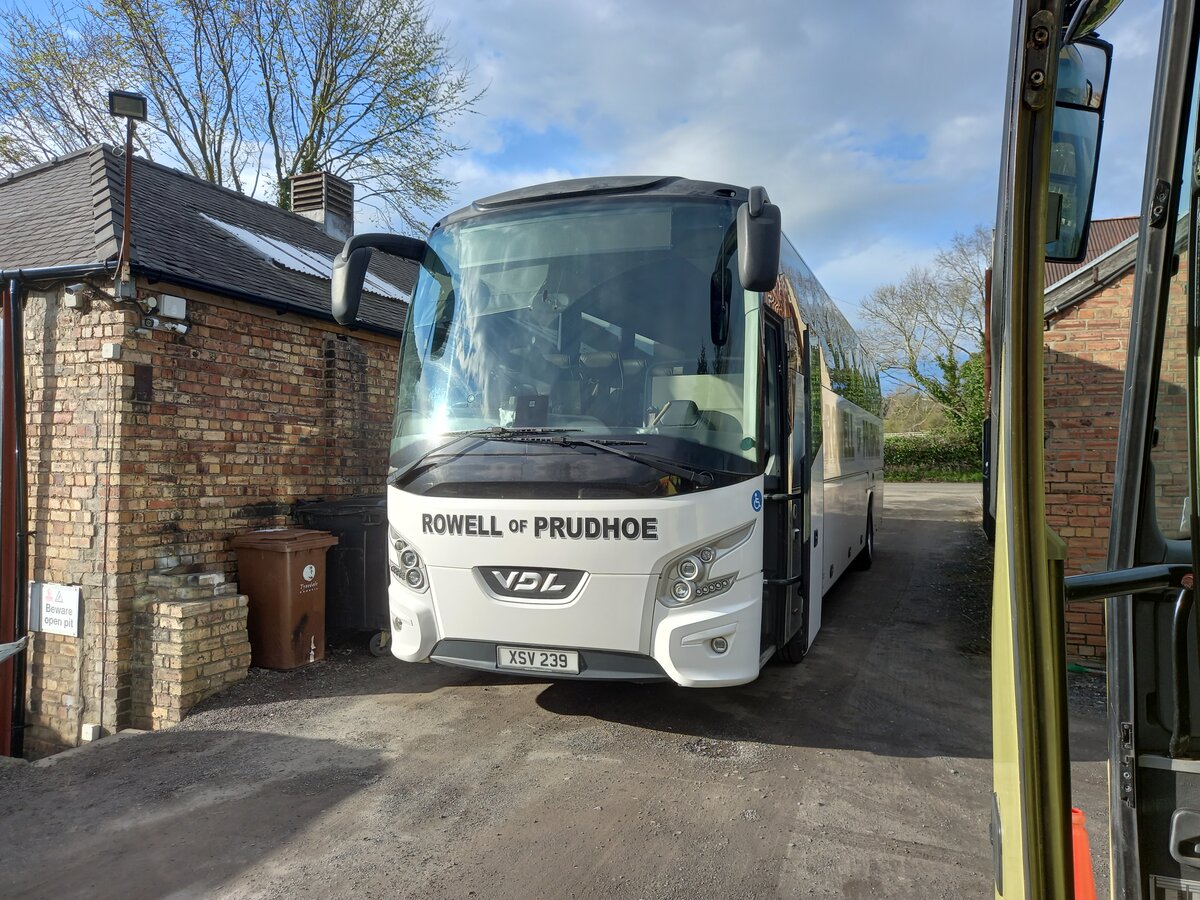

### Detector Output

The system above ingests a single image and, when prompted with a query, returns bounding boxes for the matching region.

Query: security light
[107,90,147,121]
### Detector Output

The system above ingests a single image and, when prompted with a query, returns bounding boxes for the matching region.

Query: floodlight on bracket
[107,90,147,293]
[107,90,147,122]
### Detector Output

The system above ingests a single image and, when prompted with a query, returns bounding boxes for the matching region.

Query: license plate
[496,645,580,675]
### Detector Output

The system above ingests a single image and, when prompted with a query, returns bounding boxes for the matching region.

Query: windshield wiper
[387,426,582,486]
[389,427,720,490]
[549,435,715,488]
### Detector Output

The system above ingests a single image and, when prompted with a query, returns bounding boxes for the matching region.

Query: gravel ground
[0,483,1109,899]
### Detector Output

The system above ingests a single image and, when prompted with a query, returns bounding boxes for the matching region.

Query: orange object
[1072,807,1098,900]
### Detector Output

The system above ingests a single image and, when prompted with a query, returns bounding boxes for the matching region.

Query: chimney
[290,171,354,241]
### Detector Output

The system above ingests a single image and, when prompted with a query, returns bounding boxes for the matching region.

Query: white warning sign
[32,582,81,637]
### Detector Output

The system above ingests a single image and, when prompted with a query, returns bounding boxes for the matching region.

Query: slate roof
[1043,216,1140,320]
[1044,216,1139,288]
[0,146,414,335]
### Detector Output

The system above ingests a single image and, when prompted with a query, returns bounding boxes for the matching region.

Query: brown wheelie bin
[230,528,339,669]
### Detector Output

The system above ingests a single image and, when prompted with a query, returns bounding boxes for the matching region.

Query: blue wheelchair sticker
[751,490,763,512]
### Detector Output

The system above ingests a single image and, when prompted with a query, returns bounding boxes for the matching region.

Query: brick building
[0,147,412,756]
[1043,216,1147,662]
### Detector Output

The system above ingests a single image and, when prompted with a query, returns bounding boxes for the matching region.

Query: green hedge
[884,432,983,482]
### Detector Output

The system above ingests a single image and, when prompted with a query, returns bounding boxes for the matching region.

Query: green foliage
[956,353,986,438]
[884,432,983,482]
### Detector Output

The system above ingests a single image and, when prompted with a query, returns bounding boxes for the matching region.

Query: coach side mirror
[1045,37,1111,263]
[737,186,781,292]
[331,233,427,326]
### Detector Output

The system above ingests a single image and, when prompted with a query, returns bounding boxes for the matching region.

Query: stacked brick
[133,569,251,727]
[21,281,399,755]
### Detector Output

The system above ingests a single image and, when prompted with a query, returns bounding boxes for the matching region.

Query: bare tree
[882,389,946,435]
[0,4,144,165]
[934,225,990,347]
[0,0,480,229]
[859,226,991,436]
[101,0,255,190]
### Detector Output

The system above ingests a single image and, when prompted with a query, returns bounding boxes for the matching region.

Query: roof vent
[290,171,354,241]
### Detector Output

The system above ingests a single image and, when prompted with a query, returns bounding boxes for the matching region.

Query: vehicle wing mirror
[1045,37,1112,263]
[737,186,782,292]
[331,232,427,326]
[332,246,372,326]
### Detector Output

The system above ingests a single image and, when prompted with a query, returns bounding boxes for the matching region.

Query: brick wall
[1044,277,1130,660]
[1044,257,1190,662]
[1149,267,1192,538]
[117,284,398,577]
[135,570,251,729]
[22,289,138,757]
[21,280,399,756]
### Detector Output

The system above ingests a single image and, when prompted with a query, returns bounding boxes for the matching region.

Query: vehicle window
[392,198,762,466]
[1150,70,1199,539]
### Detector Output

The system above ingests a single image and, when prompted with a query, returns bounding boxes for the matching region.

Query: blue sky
[22,0,1164,317]
[429,0,1162,317]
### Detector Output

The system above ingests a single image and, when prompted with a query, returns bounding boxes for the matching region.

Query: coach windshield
[389,196,763,495]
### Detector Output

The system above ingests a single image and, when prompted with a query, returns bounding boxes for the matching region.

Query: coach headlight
[657,522,754,607]
[388,525,429,594]
[677,556,702,581]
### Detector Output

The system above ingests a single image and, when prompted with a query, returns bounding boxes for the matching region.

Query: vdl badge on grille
[478,566,586,601]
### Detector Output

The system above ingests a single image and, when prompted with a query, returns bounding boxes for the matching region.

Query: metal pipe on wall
[1,283,16,756]
[7,277,26,758]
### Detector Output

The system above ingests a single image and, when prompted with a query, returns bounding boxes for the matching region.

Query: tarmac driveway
[0,483,1108,899]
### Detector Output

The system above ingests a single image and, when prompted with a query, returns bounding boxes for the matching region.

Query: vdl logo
[478,566,585,601]
[751,490,763,512]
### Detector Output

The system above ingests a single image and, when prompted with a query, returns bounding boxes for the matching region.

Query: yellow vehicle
[992,0,1200,896]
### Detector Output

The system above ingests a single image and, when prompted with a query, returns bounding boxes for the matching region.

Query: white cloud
[421,0,1160,305]
[815,235,942,323]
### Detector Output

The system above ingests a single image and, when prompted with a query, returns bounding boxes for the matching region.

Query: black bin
[296,495,391,654]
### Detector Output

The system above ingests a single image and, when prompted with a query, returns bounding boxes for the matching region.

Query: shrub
[884,432,983,481]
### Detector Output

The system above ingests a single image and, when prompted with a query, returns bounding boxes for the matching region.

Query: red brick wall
[1044,261,1190,663]
[1044,277,1131,660]
[22,280,399,755]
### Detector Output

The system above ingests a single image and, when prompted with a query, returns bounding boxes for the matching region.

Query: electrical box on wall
[157,294,188,320]
[62,283,88,310]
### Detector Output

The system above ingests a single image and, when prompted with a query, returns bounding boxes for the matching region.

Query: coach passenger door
[791,329,813,648]
[762,314,793,654]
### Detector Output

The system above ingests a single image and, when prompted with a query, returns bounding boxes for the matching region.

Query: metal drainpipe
[1,263,113,757]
